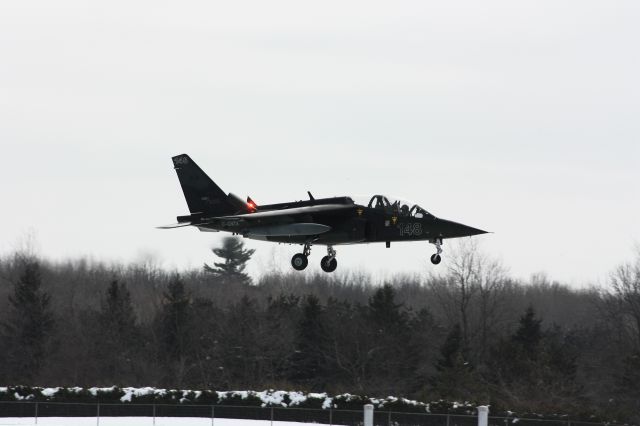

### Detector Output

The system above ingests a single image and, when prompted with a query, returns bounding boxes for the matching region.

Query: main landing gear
[320,246,337,273]
[291,242,312,271]
[430,238,443,265]
[291,243,338,273]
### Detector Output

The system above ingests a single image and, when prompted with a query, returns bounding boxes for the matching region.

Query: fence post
[329,407,333,426]
[364,404,374,426]
[477,406,489,426]
[153,404,156,426]
[270,406,274,426]
[388,410,392,426]
[97,403,100,426]
[211,405,215,426]
[447,414,451,426]
[35,402,38,425]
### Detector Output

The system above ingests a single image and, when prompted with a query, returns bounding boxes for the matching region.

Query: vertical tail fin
[171,154,236,216]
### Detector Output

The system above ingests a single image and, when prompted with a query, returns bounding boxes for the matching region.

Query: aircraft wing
[215,203,354,221]
[159,203,355,234]
[245,223,332,237]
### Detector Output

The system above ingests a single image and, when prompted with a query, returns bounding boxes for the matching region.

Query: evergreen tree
[101,280,138,338]
[436,323,465,372]
[616,351,640,419]
[1,258,55,383]
[204,236,255,284]
[219,295,262,387]
[407,307,441,395]
[322,297,373,392]
[161,275,192,359]
[512,305,543,358]
[93,279,140,383]
[367,283,408,332]
[491,307,580,411]
[366,284,416,394]
[263,294,300,383]
[289,295,327,388]
[158,274,194,386]
[494,306,543,382]
[544,325,578,380]
[432,324,478,399]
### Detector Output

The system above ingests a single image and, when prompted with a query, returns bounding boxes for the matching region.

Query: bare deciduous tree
[427,239,511,361]
[607,248,640,350]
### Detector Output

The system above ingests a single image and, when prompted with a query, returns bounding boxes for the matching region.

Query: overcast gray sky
[1,0,638,286]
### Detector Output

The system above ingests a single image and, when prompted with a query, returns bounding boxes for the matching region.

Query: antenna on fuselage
[307,191,315,201]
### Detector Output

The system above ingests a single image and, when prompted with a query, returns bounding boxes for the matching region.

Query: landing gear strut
[291,242,312,271]
[320,246,337,273]
[430,238,443,265]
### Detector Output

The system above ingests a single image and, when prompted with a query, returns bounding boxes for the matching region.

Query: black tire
[320,256,337,273]
[430,253,442,265]
[291,253,308,271]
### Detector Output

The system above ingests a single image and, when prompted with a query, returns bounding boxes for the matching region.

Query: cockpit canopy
[364,195,434,218]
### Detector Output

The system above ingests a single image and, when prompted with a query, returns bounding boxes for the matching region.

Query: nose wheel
[430,238,443,265]
[320,246,337,273]
[291,242,312,271]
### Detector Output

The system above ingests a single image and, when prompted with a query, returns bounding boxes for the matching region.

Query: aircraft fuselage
[161,154,488,272]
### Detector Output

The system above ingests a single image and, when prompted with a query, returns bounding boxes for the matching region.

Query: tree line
[0,238,639,422]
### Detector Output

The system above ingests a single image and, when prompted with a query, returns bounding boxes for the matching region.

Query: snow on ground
[2,388,340,410]
[0,417,339,426]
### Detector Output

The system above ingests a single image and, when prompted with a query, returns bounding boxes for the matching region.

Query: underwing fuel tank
[245,223,331,238]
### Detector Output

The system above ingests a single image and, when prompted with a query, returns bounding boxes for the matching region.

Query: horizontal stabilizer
[246,223,331,237]
[156,222,194,229]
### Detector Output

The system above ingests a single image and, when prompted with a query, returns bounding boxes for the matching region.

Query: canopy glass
[351,195,434,218]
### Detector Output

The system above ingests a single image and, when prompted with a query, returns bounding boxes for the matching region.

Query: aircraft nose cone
[437,219,488,238]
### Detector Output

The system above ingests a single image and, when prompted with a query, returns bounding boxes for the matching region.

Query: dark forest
[1,238,639,422]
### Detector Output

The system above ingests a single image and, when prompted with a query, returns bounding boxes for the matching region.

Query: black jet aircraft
[160,154,488,272]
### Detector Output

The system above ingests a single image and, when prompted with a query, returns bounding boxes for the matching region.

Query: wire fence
[0,401,628,426]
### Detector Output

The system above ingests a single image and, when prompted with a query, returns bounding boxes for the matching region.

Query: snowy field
[0,418,338,426]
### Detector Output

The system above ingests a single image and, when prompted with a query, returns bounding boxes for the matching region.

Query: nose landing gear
[291,242,312,271]
[320,246,337,273]
[430,238,443,265]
